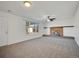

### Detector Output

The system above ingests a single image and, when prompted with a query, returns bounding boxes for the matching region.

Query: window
[26,21,39,34]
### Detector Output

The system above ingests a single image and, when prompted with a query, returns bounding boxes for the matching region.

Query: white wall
[7,13,26,45]
[73,6,79,46]
[0,11,44,46]
[43,28,50,35]
[43,17,74,35]
[63,27,74,37]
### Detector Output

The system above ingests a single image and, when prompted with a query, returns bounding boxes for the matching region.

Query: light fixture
[24,1,32,7]
[48,16,56,21]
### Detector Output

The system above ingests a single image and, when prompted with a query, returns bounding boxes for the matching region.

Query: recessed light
[24,1,32,7]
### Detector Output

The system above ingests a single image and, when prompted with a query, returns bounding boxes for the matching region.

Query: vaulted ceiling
[0,1,79,22]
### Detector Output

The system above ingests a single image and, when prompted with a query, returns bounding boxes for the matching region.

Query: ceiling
[0,1,79,23]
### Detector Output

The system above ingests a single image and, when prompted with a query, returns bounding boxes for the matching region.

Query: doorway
[0,17,8,46]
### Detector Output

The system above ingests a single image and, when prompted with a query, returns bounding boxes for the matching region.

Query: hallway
[0,36,79,58]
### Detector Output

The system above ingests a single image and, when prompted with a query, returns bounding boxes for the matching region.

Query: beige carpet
[0,36,79,58]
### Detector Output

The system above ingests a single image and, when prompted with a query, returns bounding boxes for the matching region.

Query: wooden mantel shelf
[50,26,74,28]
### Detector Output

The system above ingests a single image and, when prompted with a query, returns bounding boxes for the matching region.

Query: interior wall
[73,6,79,46]
[7,12,26,45]
[43,17,74,35]
[47,18,73,27]
[63,27,74,37]
[0,11,44,46]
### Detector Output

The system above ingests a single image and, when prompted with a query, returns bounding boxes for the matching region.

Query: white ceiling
[0,1,79,23]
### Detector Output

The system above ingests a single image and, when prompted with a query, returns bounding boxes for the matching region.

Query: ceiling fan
[48,16,56,21]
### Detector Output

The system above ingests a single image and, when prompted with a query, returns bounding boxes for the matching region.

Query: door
[0,17,8,47]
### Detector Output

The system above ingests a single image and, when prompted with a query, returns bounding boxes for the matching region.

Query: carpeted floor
[0,36,79,58]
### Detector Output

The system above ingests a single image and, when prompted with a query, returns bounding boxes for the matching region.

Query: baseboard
[1,36,42,47]
[63,36,75,39]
